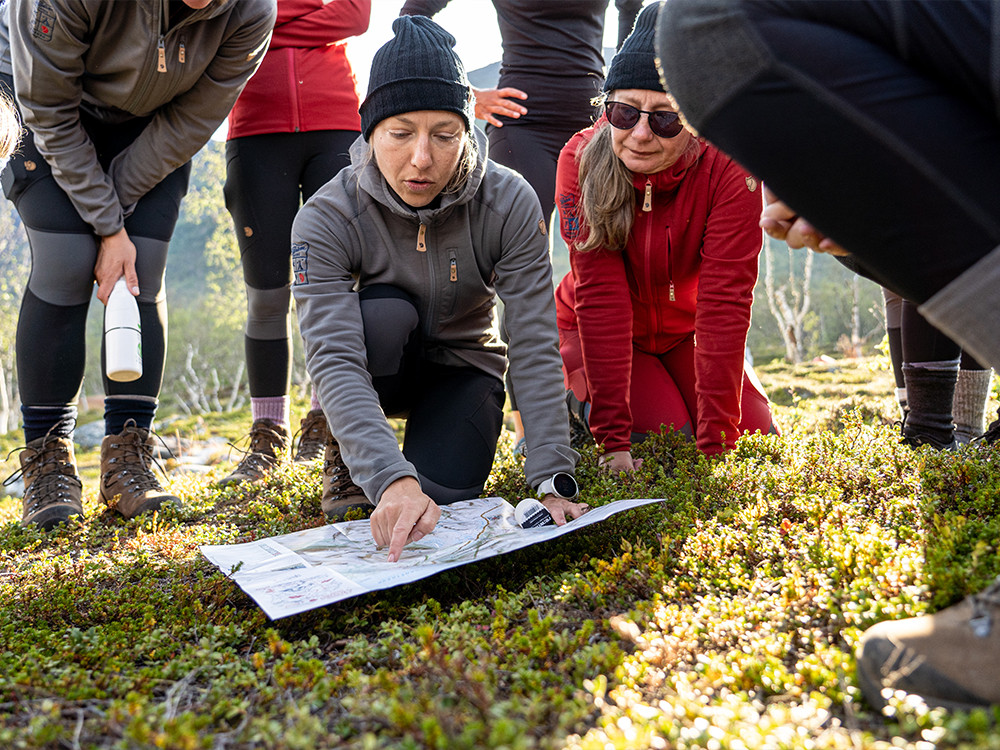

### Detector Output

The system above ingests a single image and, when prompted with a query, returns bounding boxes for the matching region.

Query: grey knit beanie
[604,3,664,93]
[360,15,474,141]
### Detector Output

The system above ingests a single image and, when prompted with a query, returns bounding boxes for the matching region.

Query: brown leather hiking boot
[100,424,180,519]
[856,576,1000,711]
[321,437,372,521]
[218,418,290,486]
[12,433,84,530]
[293,409,330,463]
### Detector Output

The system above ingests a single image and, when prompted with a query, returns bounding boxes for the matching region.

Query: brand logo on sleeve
[292,242,309,285]
[32,0,55,42]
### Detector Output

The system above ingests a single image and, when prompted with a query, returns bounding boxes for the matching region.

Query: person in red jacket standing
[220,0,371,487]
[554,4,776,471]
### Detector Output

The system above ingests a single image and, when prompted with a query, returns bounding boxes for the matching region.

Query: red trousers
[560,327,776,443]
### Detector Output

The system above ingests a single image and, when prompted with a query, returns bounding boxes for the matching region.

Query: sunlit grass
[2,356,999,748]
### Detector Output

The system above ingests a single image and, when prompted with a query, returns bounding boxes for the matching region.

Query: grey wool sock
[953,368,994,443]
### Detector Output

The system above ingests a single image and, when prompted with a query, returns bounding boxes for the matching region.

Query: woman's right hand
[95,227,140,304]
[472,86,528,128]
[760,187,848,256]
[599,450,642,473]
[371,476,441,563]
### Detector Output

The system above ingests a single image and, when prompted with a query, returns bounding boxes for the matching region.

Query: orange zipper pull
[416,224,427,252]
[157,38,166,72]
[642,179,652,212]
[179,41,186,64]
[450,259,457,282]
[669,281,676,302]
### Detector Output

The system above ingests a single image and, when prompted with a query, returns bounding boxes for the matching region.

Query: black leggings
[359,285,506,504]
[487,121,585,231]
[224,129,357,397]
[0,74,188,406]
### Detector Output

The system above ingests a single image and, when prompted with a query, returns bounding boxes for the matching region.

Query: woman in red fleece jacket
[221,0,371,487]
[554,4,776,471]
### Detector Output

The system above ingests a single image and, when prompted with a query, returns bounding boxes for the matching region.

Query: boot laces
[293,410,328,461]
[976,417,1000,445]
[4,433,73,487]
[107,429,167,493]
[4,436,81,512]
[969,576,1000,637]
[228,421,285,477]
[324,440,362,499]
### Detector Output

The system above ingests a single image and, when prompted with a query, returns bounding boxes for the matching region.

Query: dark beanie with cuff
[604,3,664,93]
[360,15,474,141]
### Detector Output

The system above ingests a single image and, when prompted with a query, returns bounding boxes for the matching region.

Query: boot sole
[102,493,180,520]
[322,500,373,522]
[23,505,83,531]
[856,636,995,713]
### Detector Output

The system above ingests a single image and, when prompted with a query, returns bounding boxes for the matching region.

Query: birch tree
[762,235,813,363]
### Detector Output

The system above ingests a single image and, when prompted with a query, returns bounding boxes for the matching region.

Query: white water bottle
[105,278,142,382]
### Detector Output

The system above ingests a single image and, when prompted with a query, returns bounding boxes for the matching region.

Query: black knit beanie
[360,15,473,141]
[604,3,664,93]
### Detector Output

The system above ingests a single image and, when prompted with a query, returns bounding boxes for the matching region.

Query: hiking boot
[293,409,329,463]
[218,419,289,486]
[856,577,1000,711]
[10,433,84,530]
[322,437,372,521]
[975,413,1000,445]
[566,389,594,451]
[900,428,957,451]
[100,423,180,519]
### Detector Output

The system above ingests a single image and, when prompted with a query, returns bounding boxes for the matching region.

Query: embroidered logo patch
[538,219,547,237]
[32,0,55,42]
[745,176,758,192]
[292,242,309,285]
[558,193,579,239]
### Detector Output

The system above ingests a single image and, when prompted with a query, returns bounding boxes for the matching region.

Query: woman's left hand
[540,495,590,525]
[598,450,642,473]
[472,86,528,127]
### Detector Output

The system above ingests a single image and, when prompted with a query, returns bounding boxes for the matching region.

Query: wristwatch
[536,472,579,500]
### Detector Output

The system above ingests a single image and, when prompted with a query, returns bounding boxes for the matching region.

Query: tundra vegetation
[2,356,999,749]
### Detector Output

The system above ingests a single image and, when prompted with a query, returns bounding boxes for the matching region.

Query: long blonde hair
[0,96,21,162]
[575,122,635,252]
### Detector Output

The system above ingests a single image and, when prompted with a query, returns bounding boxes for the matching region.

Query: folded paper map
[201,496,664,619]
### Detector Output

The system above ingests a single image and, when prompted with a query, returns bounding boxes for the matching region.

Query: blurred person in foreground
[658,0,1000,713]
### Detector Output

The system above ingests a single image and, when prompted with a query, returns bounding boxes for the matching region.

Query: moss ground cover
[2,356,1000,748]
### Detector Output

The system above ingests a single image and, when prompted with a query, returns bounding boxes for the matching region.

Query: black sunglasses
[605,101,684,139]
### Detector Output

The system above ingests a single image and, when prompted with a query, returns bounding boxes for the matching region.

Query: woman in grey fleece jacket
[291,14,584,562]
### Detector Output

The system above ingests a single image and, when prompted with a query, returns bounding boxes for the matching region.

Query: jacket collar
[352,127,489,225]
[629,135,706,193]
[140,0,238,30]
